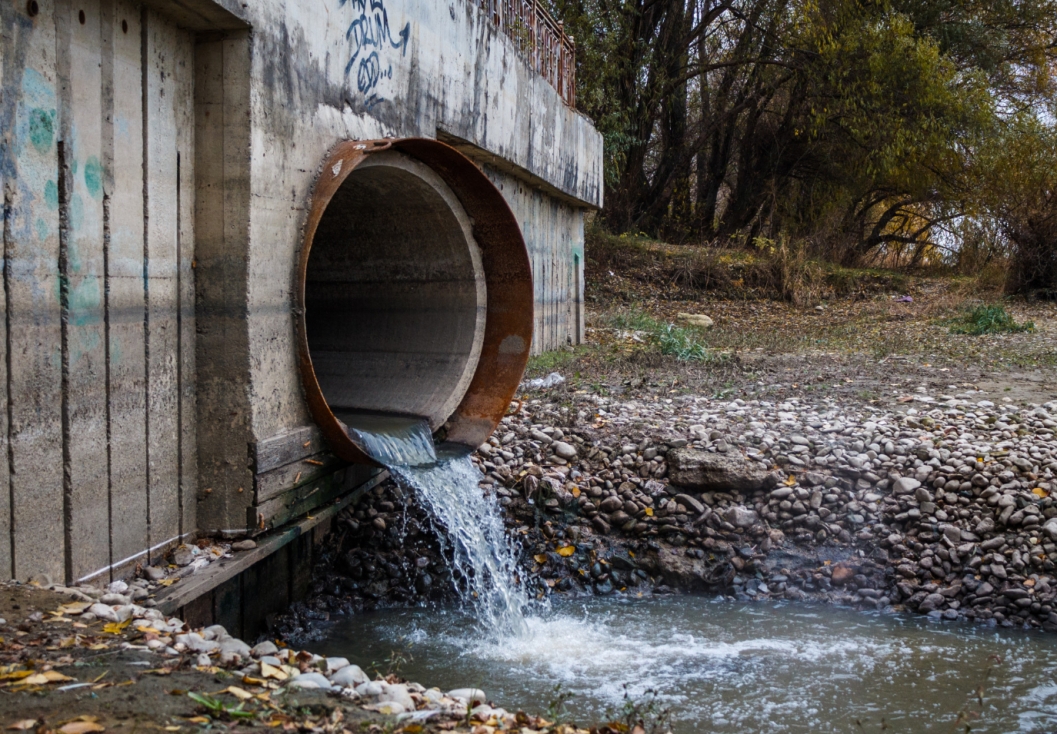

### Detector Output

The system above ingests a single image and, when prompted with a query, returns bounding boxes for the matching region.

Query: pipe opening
[304,150,487,432]
[298,138,533,464]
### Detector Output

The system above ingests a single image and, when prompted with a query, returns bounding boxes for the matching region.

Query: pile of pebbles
[274,482,460,639]
[282,383,1057,633]
[29,581,506,729]
[483,387,1057,629]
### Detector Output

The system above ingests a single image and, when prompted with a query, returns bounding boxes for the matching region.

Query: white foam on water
[325,413,1057,733]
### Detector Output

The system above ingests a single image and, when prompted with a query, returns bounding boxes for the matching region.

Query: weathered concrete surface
[0,0,202,582]
[0,0,603,568]
[202,0,603,532]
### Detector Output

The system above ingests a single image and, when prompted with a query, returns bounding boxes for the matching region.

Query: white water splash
[390,454,530,637]
[341,413,530,637]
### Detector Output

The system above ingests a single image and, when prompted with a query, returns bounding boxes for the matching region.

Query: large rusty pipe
[296,138,533,465]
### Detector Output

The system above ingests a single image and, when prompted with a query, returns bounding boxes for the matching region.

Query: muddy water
[316,596,1057,733]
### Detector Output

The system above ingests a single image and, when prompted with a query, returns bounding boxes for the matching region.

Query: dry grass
[525,233,1057,406]
[585,229,912,306]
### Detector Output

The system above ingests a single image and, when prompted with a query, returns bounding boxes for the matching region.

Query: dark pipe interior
[304,152,486,430]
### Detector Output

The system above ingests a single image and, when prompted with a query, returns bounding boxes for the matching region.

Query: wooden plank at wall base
[104,0,148,580]
[255,451,347,505]
[3,0,66,582]
[154,470,385,615]
[212,573,241,640]
[65,0,112,582]
[254,425,328,475]
[180,591,212,630]
[238,546,289,640]
[143,8,191,558]
[253,468,357,532]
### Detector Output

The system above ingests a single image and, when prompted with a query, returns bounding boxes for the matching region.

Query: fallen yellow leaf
[0,670,34,682]
[158,579,176,587]
[784,475,796,486]
[58,721,105,734]
[221,686,253,701]
[644,508,653,517]
[533,554,547,565]
[18,671,73,686]
[1034,487,1049,498]
[186,717,209,725]
[571,486,581,498]
[259,662,287,681]
[556,545,575,557]
[102,620,131,635]
[43,671,74,682]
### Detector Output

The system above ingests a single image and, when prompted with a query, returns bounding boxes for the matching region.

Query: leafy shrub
[947,304,1034,335]
[607,308,711,361]
[658,324,709,360]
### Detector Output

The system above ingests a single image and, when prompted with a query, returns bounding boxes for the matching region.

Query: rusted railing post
[479,0,574,107]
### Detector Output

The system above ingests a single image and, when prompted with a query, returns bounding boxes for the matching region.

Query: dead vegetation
[526,230,1057,407]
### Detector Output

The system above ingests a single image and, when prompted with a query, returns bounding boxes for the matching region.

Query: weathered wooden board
[154,469,386,615]
[65,0,111,582]
[104,0,149,578]
[4,0,66,582]
[253,425,328,475]
[254,465,379,532]
[255,451,347,505]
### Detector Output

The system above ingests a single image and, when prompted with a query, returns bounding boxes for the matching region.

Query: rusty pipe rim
[295,137,534,465]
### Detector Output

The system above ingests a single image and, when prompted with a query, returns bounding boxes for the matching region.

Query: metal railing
[479,0,576,108]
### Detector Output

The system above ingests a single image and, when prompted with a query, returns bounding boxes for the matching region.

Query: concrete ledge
[154,470,388,624]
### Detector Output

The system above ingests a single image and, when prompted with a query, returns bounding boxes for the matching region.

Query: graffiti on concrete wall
[339,0,410,109]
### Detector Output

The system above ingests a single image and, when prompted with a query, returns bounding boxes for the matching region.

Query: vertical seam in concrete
[57,137,73,585]
[102,191,114,580]
[56,0,73,584]
[3,188,15,576]
[176,150,183,541]
[140,4,152,552]
[101,0,115,579]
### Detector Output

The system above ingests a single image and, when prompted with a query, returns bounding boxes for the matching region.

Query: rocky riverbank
[0,582,577,733]
[281,384,1057,637]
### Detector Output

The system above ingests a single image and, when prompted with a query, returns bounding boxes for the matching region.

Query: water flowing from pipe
[338,412,530,637]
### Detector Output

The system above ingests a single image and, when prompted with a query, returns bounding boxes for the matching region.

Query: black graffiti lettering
[357,51,381,94]
[340,0,411,96]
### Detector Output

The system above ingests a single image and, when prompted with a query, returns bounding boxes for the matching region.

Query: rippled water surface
[316,596,1057,733]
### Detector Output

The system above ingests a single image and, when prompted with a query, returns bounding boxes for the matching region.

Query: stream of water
[317,596,1057,733]
[333,414,1057,732]
[338,412,530,637]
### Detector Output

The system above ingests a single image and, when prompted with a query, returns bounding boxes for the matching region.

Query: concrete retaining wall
[0,0,602,582]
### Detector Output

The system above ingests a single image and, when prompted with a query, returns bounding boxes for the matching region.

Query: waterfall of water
[339,412,530,637]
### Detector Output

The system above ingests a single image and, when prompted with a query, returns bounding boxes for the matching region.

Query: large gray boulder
[668,449,773,492]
